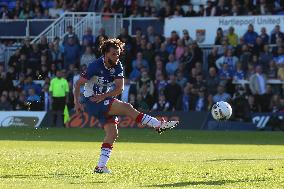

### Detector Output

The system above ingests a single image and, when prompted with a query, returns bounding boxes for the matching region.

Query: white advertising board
[0,111,46,128]
[165,15,284,45]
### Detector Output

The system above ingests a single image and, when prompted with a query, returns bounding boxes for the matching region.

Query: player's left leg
[94,122,118,174]
[108,99,178,133]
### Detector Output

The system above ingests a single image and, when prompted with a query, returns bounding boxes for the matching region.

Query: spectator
[233,62,246,80]
[23,76,41,95]
[270,25,284,44]
[182,29,194,46]
[132,52,149,71]
[136,93,149,111]
[213,84,231,103]
[146,26,155,44]
[14,92,26,110]
[82,27,94,46]
[164,75,182,110]
[143,43,155,70]
[19,4,33,19]
[26,88,41,111]
[232,85,250,121]
[49,1,64,18]
[259,45,273,69]
[267,60,278,79]
[218,63,233,85]
[215,49,238,71]
[207,47,219,70]
[136,71,154,96]
[80,46,96,67]
[137,83,154,110]
[165,53,179,76]
[206,67,220,95]
[185,4,196,17]
[152,93,170,111]
[38,36,49,52]
[50,43,63,69]
[176,70,187,88]
[175,39,185,60]
[63,26,79,45]
[154,71,167,93]
[40,83,51,111]
[195,87,207,111]
[194,73,206,90]
[157,42,169,63]
[214,27,224,45]
[249,65,267,112]
[243,24,259,47]
[63,37,81,69]
[49,70,69,127]
[259,27,269,44]
[0,5,11,19]
[239,44,253,71]
[226,26,238,47]
[0,94,12,110]
[176,84,190,111]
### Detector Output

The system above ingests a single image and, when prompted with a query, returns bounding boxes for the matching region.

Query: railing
[0,19,55,39]
[31,12,123,44]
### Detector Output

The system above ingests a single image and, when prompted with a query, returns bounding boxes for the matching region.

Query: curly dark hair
[99,38,125,55]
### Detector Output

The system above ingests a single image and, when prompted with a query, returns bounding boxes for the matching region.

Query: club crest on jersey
[104,100,110,105]
[110,68,115,74]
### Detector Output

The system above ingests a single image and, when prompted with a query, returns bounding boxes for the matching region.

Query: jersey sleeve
[114,63,124,79]
[81,62,96,80]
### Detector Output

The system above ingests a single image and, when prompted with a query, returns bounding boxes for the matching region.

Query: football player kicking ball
[74,38,178,174]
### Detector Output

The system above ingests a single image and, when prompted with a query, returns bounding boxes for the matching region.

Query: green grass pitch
[0,127,283,189]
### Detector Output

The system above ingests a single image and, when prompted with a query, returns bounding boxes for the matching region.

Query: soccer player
[74,38,178,174]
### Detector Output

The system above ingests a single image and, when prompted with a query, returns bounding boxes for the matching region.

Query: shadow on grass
[206,158,284,162]
[0,127,283,145]
[146,179,265,187]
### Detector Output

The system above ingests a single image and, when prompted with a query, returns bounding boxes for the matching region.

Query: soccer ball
[211,101,232,120]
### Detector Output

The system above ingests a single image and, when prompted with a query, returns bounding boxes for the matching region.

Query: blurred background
[0,0,283,131]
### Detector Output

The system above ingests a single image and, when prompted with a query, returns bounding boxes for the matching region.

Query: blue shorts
[81,96,118,126]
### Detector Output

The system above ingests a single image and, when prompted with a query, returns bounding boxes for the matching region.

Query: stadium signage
[66,112,180,128]
[165,15,284,45]
[0,111,46,127]
[251,113,284,130]
[65,111,207,129]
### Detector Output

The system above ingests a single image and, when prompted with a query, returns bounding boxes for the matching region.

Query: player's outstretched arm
[74,77,87,113]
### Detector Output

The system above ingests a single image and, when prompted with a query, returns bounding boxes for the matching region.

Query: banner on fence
[65,111,209,129]
[165,15,284,45]
[0,111,46,127]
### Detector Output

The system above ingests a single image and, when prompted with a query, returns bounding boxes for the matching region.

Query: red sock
[101,143,113,149]
[135,112,144,123]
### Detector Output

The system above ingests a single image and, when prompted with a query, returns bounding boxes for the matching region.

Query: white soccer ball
[211,101,232,120]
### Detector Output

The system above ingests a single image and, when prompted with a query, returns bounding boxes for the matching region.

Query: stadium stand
[0,0,284,124]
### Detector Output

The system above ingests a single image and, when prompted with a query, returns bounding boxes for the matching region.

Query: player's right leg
[108,99,178,133]
[94,122,118,174]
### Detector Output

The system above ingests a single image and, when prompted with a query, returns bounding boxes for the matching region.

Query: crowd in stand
[1,0,284,20]
[1,22,284,121]
[0,0,284,122]
[102,0,284,17]
[0,0,90,19]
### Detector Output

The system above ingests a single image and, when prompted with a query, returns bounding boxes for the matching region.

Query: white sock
[141,114,161,128]
[97,144,112,168]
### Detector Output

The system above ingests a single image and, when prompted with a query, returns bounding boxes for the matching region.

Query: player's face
[106,47,120,67]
